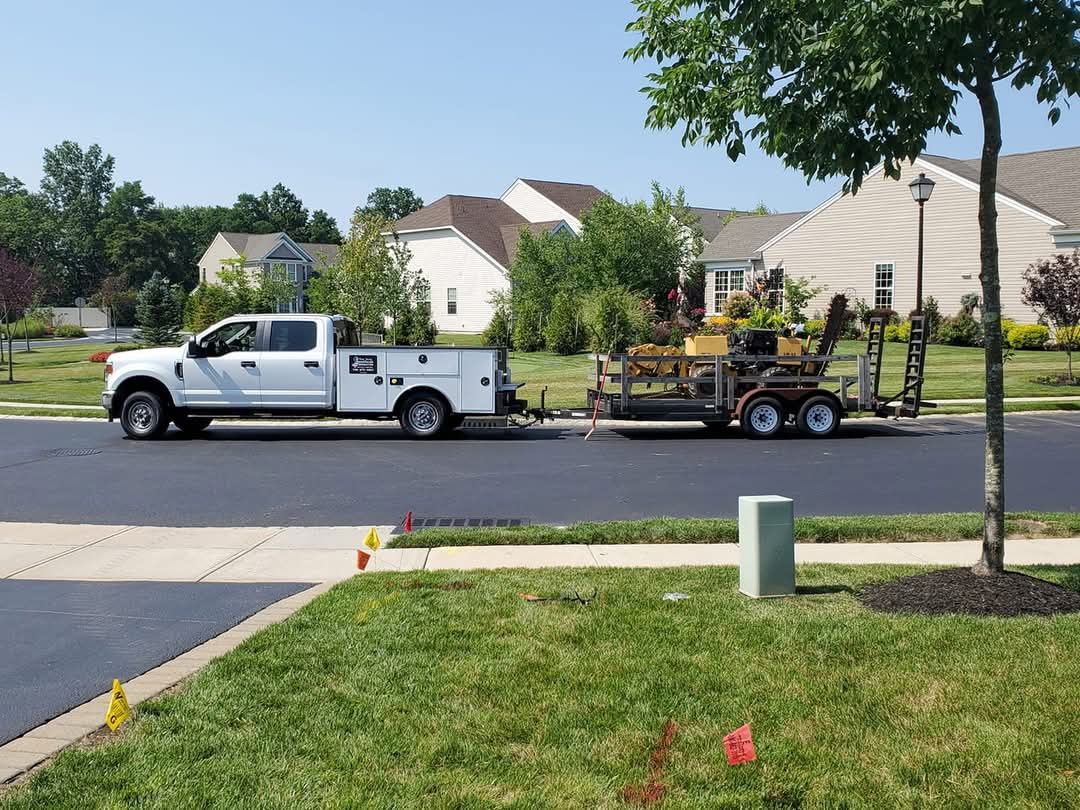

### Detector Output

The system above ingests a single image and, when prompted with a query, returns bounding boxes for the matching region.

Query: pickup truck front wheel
[120,391,169,440]
[399,394,448,439]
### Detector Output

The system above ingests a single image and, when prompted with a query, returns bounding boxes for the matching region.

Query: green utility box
[738,495,795,598]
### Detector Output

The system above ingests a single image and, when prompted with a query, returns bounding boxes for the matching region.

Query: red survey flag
[723,724,757,765]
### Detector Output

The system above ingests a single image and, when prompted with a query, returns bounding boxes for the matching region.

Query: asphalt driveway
[0,580,309,745]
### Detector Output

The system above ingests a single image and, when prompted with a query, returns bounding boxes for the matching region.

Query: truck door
[336,350,388,412]
[259,319,331,409]
[183,320,261,407]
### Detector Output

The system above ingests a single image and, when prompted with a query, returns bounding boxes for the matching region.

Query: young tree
[0,247,38,381]
[306,210,343,244]
[134,271,183,346]
[307,212,395,333]
[1023,250,1080,380]
[627,0,1080,575]
[91,274,134,341]
[255,264,299,313]
[358,187,424,221]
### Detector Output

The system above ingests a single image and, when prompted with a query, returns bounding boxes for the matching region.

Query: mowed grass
[4,565,1079,809]
[391,511,1080,548]
[0,344,117,406]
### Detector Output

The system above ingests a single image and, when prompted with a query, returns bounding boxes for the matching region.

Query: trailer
[537,314,930,439]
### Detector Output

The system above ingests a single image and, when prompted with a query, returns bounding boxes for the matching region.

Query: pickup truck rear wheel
[173,415,213,434]
[121,391,169,440]
[399,394,448,439]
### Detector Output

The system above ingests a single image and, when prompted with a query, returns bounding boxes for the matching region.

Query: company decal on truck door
[349,355,378,374]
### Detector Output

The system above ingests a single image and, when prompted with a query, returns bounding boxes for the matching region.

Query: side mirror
[187,337,206,358]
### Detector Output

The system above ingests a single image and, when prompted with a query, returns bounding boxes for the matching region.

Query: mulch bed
[860,568,1080,617]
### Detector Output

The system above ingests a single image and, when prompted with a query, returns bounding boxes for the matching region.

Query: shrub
[481,306,513,348]
[1007,323,1050,349]
[2,317,47,339]
[581,286,651,352]
[649,321,673,346]
[511,300,545,353]
[804,319,825,339]
[922,296,941,342]
[884,321,912,343]
[722,291,755,319]
[184,283,235,332]
[699,315,737,336]
[863,307,899,326]
[544,291,584,355]
[668,324,685,348]
[54,324,87,338]
[938,312,983,346]
[110,343,144,353]
[88,351,110,363]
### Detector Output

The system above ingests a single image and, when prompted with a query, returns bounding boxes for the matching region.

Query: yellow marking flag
[105,679,131,732]
[363,527,381,552]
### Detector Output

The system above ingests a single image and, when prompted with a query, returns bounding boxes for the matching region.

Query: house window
[874,263,895,308]
[447,288,457,315]
[767,267,784,310]
[713,269,745,312]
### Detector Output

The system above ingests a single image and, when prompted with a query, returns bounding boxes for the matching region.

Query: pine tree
[134,271,182,345]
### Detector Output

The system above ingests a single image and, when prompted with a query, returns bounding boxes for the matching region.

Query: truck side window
[202,321,257,356]
[269,320,317,352]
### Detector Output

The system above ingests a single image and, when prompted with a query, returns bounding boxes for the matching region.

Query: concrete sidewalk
[3,523,1079,581]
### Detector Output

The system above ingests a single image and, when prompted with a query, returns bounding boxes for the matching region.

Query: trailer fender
[733,388,843,419]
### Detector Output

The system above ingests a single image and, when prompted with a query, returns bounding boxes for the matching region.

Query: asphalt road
[10,328,137,353]
[0,580,309,744]
[1,413,1078,525]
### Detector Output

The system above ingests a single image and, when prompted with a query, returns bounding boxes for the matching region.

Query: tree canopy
[626,0,1080,574]
[358,187,425,222]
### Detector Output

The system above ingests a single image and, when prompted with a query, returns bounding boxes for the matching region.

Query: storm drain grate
[48,448,101,457]
[392,517,530,534]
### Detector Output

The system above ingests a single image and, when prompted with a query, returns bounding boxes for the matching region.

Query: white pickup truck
[102,314,525,439]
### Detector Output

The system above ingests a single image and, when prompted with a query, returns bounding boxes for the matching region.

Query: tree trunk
[973,70,1006,575]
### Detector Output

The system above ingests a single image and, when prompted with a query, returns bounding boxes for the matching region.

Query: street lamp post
[908,172,936,313]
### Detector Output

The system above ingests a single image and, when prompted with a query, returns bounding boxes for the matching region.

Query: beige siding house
[197,232,339,313]
[702,146,1080,323]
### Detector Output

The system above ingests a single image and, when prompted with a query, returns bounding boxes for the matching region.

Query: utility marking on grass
[621,719,679,806]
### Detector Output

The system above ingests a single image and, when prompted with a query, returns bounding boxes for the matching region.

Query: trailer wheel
[796,395,840,438]
[740,396,785,439]
[399,393,448,438]
[120,391,169,440]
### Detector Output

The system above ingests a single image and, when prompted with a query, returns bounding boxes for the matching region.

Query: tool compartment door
[336,350,388,412]
[386,350,460,376]
[459,350,496,413]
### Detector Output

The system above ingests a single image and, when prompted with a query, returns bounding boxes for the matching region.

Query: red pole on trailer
[585,352,613,441]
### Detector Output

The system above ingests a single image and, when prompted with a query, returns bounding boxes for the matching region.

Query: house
[391,179,737,333]
[389,179,603,332]
[700,146,1080,322]
[198,232,340,312]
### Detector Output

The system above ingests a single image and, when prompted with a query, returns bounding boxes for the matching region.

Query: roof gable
[518,179,605,220]
[394,195,528,268]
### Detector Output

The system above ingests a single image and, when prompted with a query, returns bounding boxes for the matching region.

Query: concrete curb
[0,580,335,787]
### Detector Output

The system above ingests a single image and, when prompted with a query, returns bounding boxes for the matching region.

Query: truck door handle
[304,360,319,368]
[241,361,257,368]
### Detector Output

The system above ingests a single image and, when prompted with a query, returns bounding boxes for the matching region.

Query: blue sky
[5,0,1078,227]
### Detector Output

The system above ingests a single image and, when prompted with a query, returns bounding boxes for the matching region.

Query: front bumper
[101,391,114,419]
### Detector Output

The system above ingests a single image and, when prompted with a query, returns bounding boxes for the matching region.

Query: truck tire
[120,391,169,440]
[796,395,840,438]
[173,415,213,435]
[739,396,785,439]
[399,393,448,439]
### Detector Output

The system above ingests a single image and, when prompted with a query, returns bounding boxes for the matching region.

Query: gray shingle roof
[922,146,1080,228]
[393,195,527,267]
[299,242,340,267]
[699,212,808,262]
[218,232,340,264]
[686,207,737,243]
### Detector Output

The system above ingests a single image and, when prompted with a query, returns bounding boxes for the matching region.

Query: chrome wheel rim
[129,402,154,432]
[409,402,438,432]
[805,403,835,433]
[749,403,780,434]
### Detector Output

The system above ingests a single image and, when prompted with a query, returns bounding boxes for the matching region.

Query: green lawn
[0,338,1076,411]
[390,512,1080,549]
[4,565,1079,808]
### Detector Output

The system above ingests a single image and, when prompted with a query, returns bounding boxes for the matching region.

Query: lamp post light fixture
[908,172,935,312]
